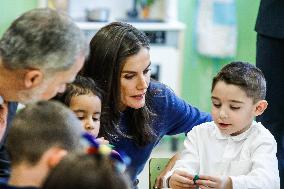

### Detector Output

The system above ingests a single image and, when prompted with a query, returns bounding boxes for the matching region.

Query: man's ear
[24,69,43,89]
[254,100,268,116]
[46,147,68,168]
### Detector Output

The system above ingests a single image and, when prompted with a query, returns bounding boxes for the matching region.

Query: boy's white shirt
[163,121,280,189]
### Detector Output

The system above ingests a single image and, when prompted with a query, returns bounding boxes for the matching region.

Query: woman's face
[119,48,151,110]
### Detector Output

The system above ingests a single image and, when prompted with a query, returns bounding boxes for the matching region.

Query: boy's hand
[196,175,232,189]
[169,170,196,189]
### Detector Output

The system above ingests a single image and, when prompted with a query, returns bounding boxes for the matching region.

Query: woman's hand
[196,175,232,189]
[169,170,196,189]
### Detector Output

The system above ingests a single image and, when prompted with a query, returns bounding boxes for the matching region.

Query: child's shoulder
[195,121,215,128]
[190,121,216,133]
[250,121,277,142]
[186,121,217,141]
[248,121,277,147]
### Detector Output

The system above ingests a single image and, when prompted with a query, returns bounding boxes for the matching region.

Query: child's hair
[212,61,266,103]
[6,101,83,166]
[54,75,103,106]
[41,153,131,189]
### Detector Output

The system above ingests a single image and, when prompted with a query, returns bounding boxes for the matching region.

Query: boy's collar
[213,121,256,141]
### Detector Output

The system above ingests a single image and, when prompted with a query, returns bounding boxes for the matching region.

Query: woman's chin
[130,103,145,109]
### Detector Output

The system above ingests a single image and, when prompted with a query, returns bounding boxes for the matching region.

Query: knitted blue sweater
[113,81,212,184]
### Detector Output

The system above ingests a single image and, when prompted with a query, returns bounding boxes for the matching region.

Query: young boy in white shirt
[164,61,279,189]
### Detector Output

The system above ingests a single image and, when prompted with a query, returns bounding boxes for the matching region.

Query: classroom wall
[178,0,260,112]
[0,0,260,113]
[0,0,38,36]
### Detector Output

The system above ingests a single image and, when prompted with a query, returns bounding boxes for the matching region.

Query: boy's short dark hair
[212,61,266,103]
[54,75,103,106]
[7,101,83,166]
[42,153,130,189]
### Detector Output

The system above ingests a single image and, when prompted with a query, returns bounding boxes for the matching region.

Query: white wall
[68,0,166,21]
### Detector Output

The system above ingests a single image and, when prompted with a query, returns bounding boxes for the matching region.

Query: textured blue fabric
[113,81,212,183]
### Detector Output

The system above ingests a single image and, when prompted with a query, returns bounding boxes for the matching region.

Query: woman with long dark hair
[80,22,211,188]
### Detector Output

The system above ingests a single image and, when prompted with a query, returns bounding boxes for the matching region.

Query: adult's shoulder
[146,81,211,136]
[255,0,284,38]
[147,81,175,97]
[146,81,178,111]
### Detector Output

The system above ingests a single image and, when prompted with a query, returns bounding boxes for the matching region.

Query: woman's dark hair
[42,153,130,189]
[80,22,156,146]
[53,75,103,106]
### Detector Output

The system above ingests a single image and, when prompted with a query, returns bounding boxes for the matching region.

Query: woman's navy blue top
[113,82,212,182]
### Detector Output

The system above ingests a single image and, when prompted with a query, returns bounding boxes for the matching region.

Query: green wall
[178,0,260,112]
[0,0,38,36]
[0,0,260,113]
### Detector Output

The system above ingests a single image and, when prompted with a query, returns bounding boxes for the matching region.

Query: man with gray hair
[0,8,87,103]
[0,8,87,180]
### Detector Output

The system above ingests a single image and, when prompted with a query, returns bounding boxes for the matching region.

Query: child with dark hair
[0,101,83,189]
[41,153,130,189]
[54,75,104,139]
[42,134,131,189]
[164,62,279,189]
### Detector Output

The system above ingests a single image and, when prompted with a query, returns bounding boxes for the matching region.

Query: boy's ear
[24,69,44,89]
[254,100,268,116]
[46,148,68,168]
